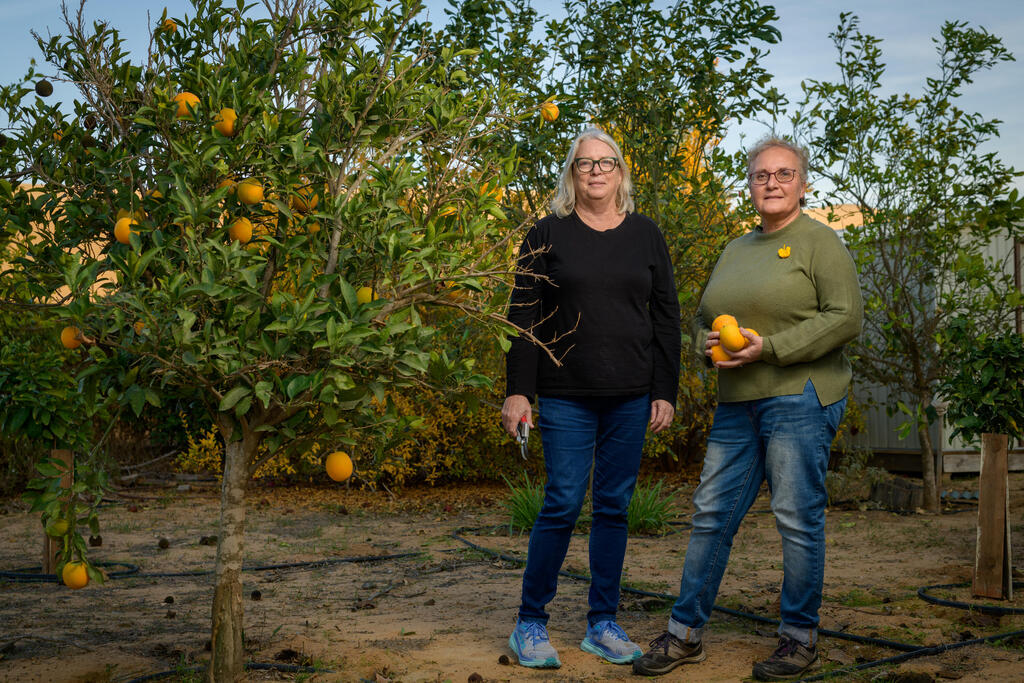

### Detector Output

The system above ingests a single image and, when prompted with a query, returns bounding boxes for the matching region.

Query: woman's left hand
[649,399,675,433]
[714,329,763,369]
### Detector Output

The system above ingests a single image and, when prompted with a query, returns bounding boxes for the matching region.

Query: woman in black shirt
[501,127,680,669]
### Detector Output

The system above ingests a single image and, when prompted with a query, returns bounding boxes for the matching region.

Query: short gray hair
[551,127,634,217]
[746,135,809,207]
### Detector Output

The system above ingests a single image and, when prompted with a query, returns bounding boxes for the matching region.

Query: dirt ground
[1,473,1023,683]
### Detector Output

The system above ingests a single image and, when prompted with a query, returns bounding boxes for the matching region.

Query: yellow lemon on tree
[236,180,264,205]
[114,217,139,244]
[711,314,738,333]
[228,217,253,244]
[213,107,237,137]
[325,451,353,482]
[173,91,200,119]
[60,326,82,349]
[356,286,376,305]
[720,324,748,352]
[62,561,89,589]
[710,344,731,364]
[540,101,559,122]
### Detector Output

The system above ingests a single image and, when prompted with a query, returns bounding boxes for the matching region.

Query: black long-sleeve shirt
[504,211,681,405]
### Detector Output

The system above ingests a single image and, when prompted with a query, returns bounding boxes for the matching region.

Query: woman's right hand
[501,394,533,439]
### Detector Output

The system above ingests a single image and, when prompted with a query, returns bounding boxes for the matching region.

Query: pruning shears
[516,415,530,460]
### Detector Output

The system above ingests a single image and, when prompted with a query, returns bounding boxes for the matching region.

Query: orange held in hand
[711,314,737,333]
[720,324,748,352]
[325,451,353,482]
[710,344,731,364]
[62,561,89,589]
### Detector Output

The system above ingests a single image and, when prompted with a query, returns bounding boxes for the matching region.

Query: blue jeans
[669,380,845,647]
[518,394,650,627]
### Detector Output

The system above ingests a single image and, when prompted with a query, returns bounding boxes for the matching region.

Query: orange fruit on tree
[290,184,320,212]
[710,344,731,364]
[213,107,237,137]
[228,217,253,244]
[540,101,559,122]
[711,314,738,333]
[45,519,70,538]
[308,221,321,234]
[62,561,89,589]
[325,451,353,482]
[356,286,376,305]
[114,217,139,244]
[161,18,177,33]
[60,326,82,349]
[173,91,200,118]
[720,324,748,352]
[236,180,264,205]
[133,320,146,335]
[116,208,146,221]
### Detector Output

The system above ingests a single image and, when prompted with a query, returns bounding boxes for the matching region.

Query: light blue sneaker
[509,620,561,668]
[580,620,643,664]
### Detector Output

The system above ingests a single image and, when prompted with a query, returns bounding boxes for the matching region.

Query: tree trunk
[917,413,940,513]
[208,423,258,682]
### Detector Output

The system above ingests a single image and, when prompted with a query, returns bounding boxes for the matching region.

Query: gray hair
[551,127,634,217]
[746,135,810,207]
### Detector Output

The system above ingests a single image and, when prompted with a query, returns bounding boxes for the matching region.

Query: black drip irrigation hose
[919,581,1024,615]
[0,552,419,583]
[451,526,1024,681]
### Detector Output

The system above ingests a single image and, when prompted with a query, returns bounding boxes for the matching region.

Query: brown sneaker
[632,631,705,676]
[752,636,819,680]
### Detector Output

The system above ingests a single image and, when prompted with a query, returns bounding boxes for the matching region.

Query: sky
[2,0,1022,192]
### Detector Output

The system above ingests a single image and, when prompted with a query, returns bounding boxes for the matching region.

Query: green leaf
[219,386,252,412]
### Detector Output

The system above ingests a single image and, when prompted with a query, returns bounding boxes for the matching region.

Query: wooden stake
[974,433,1010,599]
[41,449,74,575]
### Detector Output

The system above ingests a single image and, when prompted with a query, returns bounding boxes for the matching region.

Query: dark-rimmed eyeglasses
[573,157,618,173]
[748,168,798,185]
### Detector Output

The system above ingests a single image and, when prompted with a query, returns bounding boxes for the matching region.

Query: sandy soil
[1,474,1023,682]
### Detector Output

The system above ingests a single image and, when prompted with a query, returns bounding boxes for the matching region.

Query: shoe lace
[773,637,800,658]
[595,621,630,642]
[648,631,676,654]
[520,621,549,647]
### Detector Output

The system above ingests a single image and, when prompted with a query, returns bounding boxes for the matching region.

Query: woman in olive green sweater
[634,137,863,681]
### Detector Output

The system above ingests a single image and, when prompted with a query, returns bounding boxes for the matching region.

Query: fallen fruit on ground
[60,326,82,349]
[325,451,353,482]
[62,562,89,589]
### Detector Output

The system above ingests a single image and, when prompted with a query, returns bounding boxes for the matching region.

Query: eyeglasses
[748,168,799,185]
[573,157,618,173]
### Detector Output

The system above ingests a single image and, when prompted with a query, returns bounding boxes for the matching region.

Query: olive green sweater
[694,213,863,406]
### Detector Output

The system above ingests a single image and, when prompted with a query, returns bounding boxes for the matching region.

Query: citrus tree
[792,14,1024,511]
[440,0,784,468]
[0,0,532,678]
